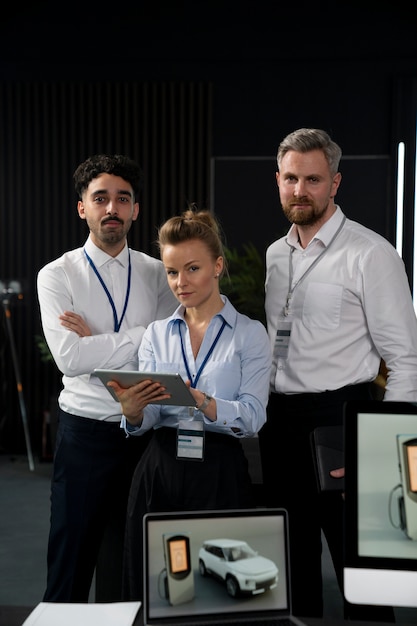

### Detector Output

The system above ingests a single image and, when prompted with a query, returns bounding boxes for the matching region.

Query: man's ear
[77,201,86,219]
[132,202,140,221]
[330,172,342,199]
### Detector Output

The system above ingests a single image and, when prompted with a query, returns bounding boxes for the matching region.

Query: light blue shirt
[121,296,272,438]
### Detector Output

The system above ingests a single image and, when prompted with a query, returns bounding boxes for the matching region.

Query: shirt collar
[84,235,129,269]
[168,295,235,330]
[286,205,345,249]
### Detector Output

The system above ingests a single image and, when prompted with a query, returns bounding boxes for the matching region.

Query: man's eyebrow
[284,172,322,178]
[91,188,133,197]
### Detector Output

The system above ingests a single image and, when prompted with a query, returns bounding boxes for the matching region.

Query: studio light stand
[0,280,34,471]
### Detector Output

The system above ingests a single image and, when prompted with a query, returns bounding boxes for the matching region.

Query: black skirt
[122,426,255,601]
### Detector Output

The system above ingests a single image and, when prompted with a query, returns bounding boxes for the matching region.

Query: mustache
[102,216,123,225]
[290,198,310,205]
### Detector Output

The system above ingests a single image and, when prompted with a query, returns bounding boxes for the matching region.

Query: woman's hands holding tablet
[107,377,171,425]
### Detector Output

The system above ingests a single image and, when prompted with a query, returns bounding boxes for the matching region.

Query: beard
[100,230,125,244]
[89,216,132,246]
[282,198,329,226]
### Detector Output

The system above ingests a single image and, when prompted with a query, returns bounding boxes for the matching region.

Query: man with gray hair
[259,128,417,620]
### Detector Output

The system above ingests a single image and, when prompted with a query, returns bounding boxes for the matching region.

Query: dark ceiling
[1,0,416,80]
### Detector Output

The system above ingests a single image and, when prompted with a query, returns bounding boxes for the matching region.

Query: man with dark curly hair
[37,154,177,603]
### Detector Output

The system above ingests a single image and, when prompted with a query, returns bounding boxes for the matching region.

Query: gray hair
[277,128,342,176]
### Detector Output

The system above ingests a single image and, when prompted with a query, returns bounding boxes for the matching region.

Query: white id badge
[177,420,205,461]
[274,320,292,359]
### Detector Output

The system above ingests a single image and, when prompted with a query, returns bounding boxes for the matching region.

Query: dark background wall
[0,0,416,458]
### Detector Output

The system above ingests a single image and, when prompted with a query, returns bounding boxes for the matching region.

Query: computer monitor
[343,401,417,608]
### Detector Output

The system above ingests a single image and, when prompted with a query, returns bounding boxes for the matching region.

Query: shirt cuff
[120,414,142,435]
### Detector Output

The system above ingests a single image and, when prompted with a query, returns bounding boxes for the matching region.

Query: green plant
[35,334,54,364]
[221,243,266,326]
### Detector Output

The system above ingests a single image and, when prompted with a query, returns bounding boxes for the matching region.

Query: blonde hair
[157,207,228,278]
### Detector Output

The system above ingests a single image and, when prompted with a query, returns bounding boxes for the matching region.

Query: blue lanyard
[178,318,227,388]
[84,248,131,332]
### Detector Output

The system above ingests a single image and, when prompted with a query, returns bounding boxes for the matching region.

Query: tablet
[93,369,196,406]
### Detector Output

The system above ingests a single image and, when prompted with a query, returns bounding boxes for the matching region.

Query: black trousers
[43,409,152,602]
[122,426,255,602]
[258,384,395,622]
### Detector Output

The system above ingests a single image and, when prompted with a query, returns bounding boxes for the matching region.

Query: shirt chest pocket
[302,282,343,330]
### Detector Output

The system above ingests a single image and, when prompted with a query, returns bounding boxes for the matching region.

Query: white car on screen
[198,538,278,598]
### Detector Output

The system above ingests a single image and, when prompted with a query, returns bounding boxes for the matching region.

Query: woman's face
[162,238,223,308]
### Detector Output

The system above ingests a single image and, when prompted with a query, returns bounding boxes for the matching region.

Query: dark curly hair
[73,154,143,201]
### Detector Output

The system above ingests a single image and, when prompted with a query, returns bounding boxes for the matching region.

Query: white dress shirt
[121,296,272,438]
[266,206,417,401]
[37,236,177,421]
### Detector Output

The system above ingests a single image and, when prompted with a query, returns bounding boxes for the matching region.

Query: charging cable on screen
[388,483,405,531]
[158,567,168,600]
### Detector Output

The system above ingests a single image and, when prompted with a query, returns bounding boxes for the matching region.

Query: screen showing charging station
[167,537,190,577]
[163,533,194,606]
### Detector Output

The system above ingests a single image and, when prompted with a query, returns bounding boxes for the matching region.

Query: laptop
[142,508,307,626]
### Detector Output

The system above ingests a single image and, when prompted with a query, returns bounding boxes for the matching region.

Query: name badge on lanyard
[177,419,205,461]
[176,317,226,461]
[274,320,292,360]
